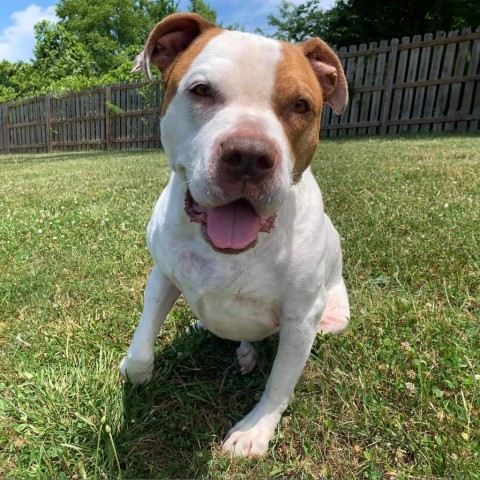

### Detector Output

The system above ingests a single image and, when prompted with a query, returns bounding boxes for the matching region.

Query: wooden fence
[0,28,479,154]
[0,81,163,154]
[322,27,480,137]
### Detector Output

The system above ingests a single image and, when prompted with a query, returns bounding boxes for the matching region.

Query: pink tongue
[207,200,262,250]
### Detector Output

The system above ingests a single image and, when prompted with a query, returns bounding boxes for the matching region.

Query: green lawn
[1,135,479,479]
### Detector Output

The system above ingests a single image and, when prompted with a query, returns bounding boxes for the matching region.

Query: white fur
[120,29,350,458]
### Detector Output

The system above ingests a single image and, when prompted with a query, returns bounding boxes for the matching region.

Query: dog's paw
[119,355,153,385]
[222,403,279,458]
[222,421,272,458]
[235,341,258,375]
[185,319,205,335]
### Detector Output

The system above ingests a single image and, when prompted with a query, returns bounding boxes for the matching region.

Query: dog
[120,13,350,458]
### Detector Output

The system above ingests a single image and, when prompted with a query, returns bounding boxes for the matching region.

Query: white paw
[222,402,280,458]
[222,420,272,458]
[119,355,153,385]
[235,341,258,375]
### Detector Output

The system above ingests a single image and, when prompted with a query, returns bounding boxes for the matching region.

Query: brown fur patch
[273,42,324,178]
[161,28,223,116]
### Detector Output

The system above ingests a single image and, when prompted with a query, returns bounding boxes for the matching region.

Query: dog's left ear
[299,38,348,115]
[143,13,216,80]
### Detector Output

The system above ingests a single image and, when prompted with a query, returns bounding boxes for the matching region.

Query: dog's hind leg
[317,279,350,334]
[236,341,259,375]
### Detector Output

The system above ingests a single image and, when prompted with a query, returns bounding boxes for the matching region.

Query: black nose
[220,134,278,181]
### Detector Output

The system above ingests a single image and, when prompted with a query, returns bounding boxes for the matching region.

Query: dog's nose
[220,134,277,181]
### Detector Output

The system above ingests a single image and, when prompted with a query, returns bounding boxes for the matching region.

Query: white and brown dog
[120,13,350,458]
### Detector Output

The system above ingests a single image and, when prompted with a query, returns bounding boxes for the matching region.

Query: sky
[0,0,335,63]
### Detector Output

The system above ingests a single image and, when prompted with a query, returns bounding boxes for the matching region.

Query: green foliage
[0,0,181,104]
[188,0,217,23]
[267,0,328,42]
[55,0,178,72]
[268,0,480,47]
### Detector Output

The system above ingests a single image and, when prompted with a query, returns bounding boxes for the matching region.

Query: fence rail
[0,27,479,154]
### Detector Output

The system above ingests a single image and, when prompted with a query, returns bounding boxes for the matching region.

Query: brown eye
[293,99,310,114]
[191,84,212,97]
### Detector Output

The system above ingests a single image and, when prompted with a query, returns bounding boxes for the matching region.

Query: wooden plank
[388,36,411,134]
[380,39,399,135]
[357,42,377,135]
[95,92,101,150]
[445,28,471,131]
[52,139,103,147]
[45,96,52,153]
[348,43,367,136]
[8,142,51,150]
[88,94,94,149]
[399,35,421,133]
[122,86,127,149]
[433,30,458,132]
[397,31,480,50]
[2,104,10,154]
[388,114,476,126]
[75,93,81,151]
[459,28,480,131]
[25,102,31,150]
[322,120,381,130]
[105,86,111,151]
[368,40,387,135]
[421,31,446,133]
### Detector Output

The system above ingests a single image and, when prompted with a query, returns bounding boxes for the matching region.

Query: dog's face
[142,14,347,252]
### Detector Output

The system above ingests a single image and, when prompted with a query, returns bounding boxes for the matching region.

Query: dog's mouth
[184,189,276,253]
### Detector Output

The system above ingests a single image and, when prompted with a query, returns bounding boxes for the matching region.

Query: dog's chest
[171,249,281,341]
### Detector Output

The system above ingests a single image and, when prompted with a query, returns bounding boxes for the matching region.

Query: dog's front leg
[120,266,180,384]
[222,310,320,458]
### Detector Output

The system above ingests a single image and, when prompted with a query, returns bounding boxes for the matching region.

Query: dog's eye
[293,100,311,114]
[191,84,212,97]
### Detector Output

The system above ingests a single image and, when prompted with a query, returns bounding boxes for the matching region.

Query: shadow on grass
[117,330,276,478]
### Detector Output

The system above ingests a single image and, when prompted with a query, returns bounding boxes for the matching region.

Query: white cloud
[0,4,58,63]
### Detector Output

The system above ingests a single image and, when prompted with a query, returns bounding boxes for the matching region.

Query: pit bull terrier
[120,13,350,458]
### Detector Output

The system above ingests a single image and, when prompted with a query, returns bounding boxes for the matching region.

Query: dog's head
[141,13,347,253]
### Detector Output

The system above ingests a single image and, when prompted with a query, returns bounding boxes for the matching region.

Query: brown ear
[143,13,216,80]
[299,38,348,115]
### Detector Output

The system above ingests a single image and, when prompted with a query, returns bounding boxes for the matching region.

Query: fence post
[2,104,10,154]
[105,86,111,151]
[380,39,399,135]
[45,95,53,152]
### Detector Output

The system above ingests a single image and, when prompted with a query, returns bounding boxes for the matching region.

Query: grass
[0,135,479,479]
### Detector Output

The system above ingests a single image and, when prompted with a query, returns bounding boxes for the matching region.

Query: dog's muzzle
[184,189,276,253]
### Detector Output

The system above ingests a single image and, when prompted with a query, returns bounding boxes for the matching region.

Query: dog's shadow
[117,329,276,477]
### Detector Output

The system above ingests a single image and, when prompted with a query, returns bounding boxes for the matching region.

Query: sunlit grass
[1,135,479,478]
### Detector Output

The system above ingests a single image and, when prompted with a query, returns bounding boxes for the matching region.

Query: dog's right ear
[143,13,216,81]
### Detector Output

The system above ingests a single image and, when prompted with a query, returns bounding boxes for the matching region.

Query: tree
[268,0,480,48]
[267,0,328,42]
[0,0,223,103]
[55,0,178,71]
[188,0,217,23]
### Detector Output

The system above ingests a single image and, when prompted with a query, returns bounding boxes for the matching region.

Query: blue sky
[0,0,334,63]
